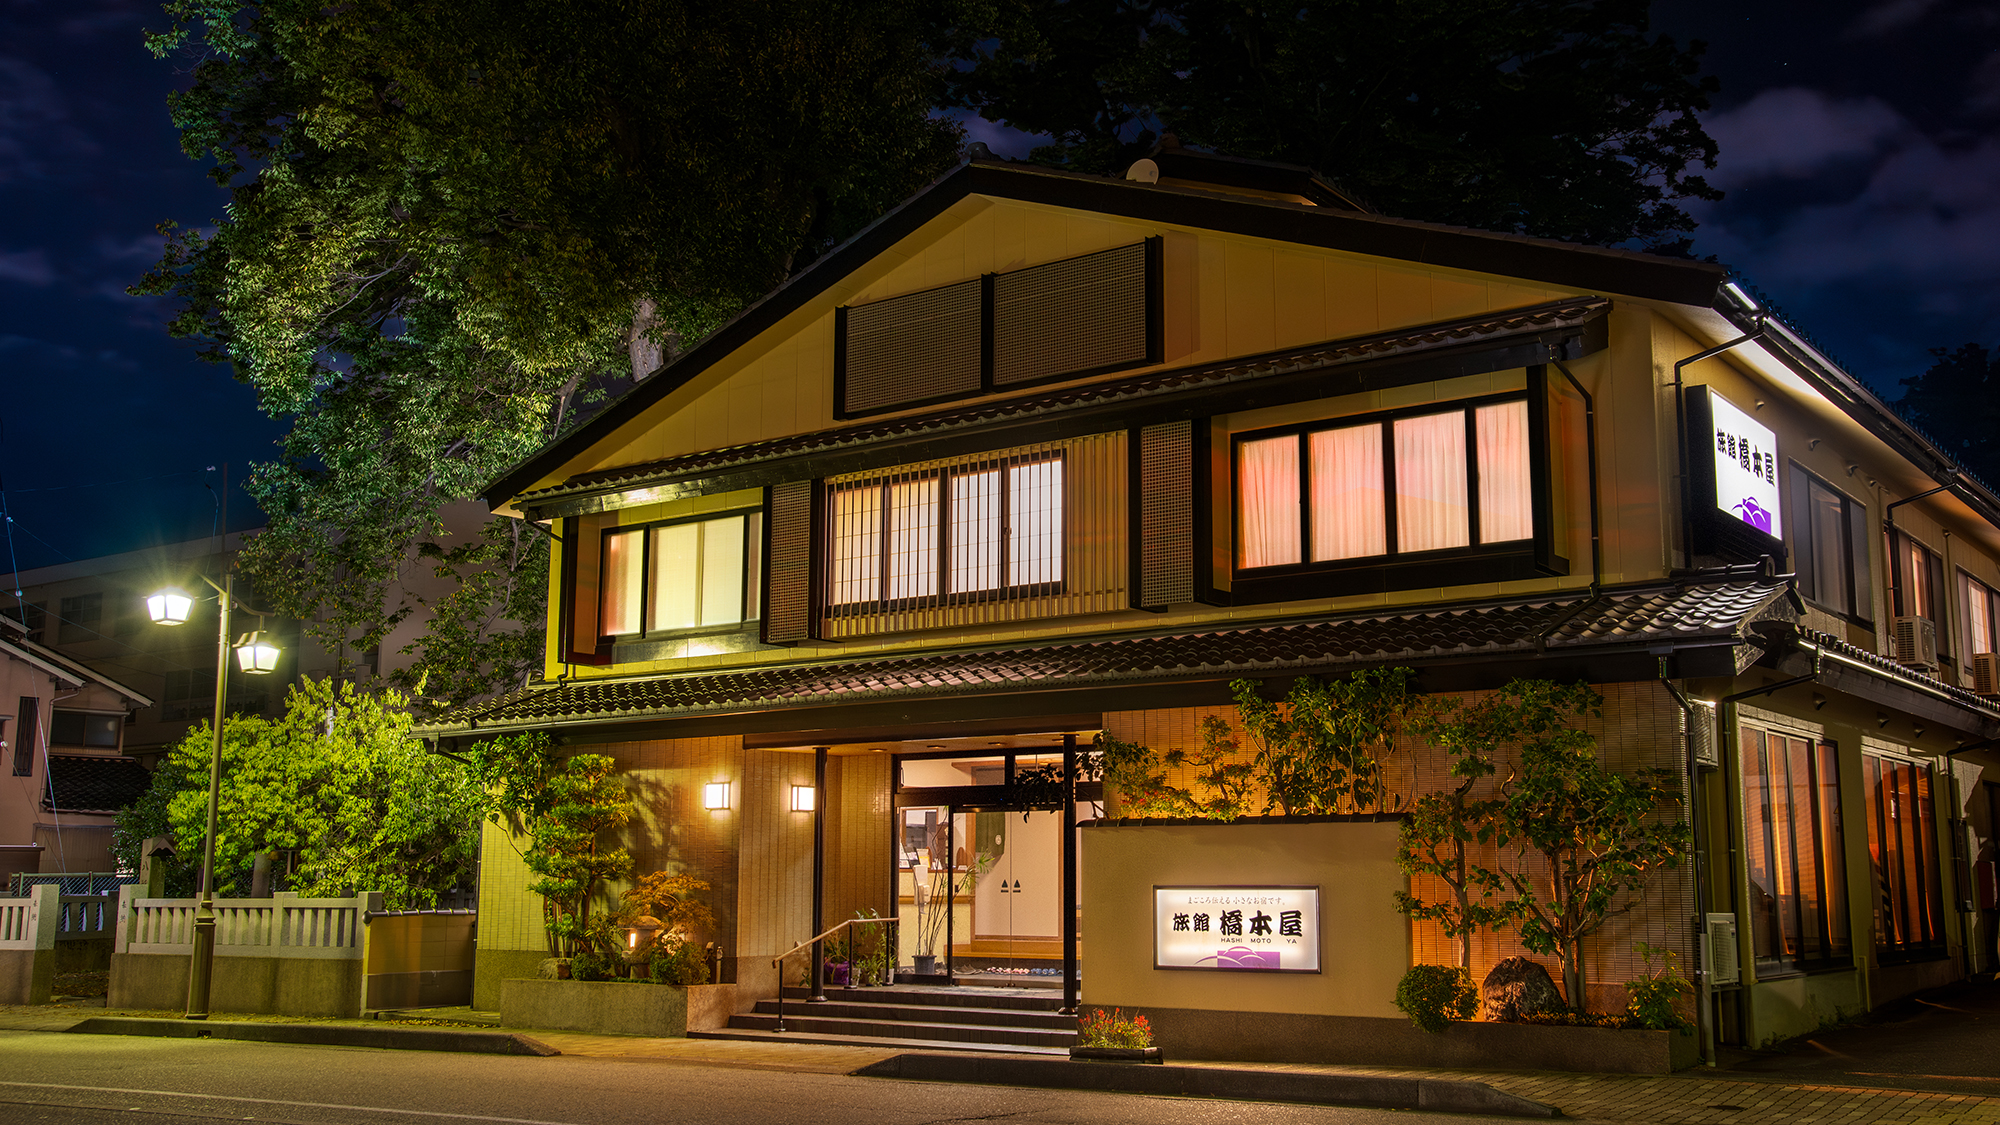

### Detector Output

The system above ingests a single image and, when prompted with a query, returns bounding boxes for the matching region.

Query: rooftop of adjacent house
[43,753,152,815]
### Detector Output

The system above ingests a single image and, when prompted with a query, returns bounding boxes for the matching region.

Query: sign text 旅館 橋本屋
[1153,886,1321,972]
[1708,391,1782,539]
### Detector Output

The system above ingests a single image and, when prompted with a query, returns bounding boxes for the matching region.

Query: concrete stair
[691,986,1077,1055]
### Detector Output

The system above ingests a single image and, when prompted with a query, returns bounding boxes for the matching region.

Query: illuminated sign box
[1153,886,1320,973]
[1685,386,1785,561]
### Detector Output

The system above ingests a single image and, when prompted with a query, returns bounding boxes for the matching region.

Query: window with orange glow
[1743,726,1850,971]
[1235,398,1533,571]
[1863,753,1946,961]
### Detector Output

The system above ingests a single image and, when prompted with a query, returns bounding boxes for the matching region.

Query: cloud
[0,55,99,182]
[1703,88,1907,185]
[0,249,54,286]
[1846,0,1944,36]
[95,232,163,262]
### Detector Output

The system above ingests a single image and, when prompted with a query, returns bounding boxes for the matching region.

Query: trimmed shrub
[1395,964,1478,1033]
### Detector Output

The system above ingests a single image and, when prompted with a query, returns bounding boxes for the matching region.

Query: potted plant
[910,838,990,977]
[1070,1008,1162,1063]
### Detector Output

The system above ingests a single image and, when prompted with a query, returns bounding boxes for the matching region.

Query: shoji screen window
[1236,397,1535,575]
[598,511,762,639]
[828,453,1065,612]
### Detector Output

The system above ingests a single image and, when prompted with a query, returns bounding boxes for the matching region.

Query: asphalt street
[0,1033,1469,1125]
[1721,978,2000,1095]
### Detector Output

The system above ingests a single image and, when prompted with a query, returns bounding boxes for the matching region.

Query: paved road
[1719,977,2000,1096]
[0,1033,1468,1125]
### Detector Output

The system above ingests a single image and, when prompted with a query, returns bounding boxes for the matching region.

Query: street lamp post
[147,571,279,1020]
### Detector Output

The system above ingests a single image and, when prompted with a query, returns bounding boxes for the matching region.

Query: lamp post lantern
[147,570,279,1020]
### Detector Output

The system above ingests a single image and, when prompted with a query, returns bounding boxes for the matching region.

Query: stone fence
[109,889,474,1017]
[0,886,120,1004]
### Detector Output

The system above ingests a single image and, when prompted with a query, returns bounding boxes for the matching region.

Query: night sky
[2,0,1994,578]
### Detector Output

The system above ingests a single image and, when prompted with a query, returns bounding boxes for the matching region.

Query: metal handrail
[770,916,898,1033]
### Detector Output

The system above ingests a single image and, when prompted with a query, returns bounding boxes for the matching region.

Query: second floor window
[1792,468,1871,620]
[600,511,763,637]
[1964,572,1999,662]
[828,454,1065,611]
[1236,398,1532,570]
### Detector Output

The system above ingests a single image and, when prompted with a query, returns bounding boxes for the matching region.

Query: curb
[853,1053,1559,1118]
[65,1017,560,1057]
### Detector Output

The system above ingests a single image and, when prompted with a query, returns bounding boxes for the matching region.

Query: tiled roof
[423,575,1797,735]
[44,754,152,815]
[516,297,1610,509]
[1796,628,2000,717]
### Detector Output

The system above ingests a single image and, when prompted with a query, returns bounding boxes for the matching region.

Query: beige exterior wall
[1081,819,1408,1018]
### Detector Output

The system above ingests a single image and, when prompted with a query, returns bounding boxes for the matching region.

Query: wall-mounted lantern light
[790,785,815,813]
[703,782,731,810]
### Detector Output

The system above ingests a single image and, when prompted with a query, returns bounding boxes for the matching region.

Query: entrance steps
[691,985,1077,1055]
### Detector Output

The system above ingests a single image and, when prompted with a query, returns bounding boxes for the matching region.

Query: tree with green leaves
[112,677,482,909]
[1094,716,1254,819]
[137,0,963,712]
[1234,669,1419,815]
[1898,343,2000,488]
[464,732,634,958]
[946,0,1721,247]
[1395,692,1518,969]
[1482,681,1690,1010]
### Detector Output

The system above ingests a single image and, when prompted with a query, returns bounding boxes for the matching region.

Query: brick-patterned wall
[476,816,545,954]
[1107,679,1697,1014]
[736,748,816,968]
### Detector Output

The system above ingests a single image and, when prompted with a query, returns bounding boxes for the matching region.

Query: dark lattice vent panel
[1137,420,1194,608]
[837,279,983,416]
[992,239,1159,388]
[762,479,818,644]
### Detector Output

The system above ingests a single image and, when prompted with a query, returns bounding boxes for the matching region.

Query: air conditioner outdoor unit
[1893,615,1939,672]
[1705,913,1740,986]
[1973,652,2000,698]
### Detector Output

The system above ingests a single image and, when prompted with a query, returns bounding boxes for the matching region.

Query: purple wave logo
[1195,947,1280,969]
[1733,497,1773,534]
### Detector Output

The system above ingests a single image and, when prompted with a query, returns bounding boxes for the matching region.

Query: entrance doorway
[892,747,1101,984]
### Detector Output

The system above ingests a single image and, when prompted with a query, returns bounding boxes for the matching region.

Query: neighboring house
[424,146,2000,1049]
[0,611,153,878]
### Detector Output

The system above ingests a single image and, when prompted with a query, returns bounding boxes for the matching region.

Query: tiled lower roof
[44,754,152,815]
[423,575,1799,735]
[517,297,1610,510]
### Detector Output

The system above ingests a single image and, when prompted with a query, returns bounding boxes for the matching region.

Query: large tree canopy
[946,0,1722,246]
[139,0,962,709]
[1899,343,2000,489]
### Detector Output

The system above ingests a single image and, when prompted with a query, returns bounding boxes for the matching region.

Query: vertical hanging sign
[1153,886,1321,972]
[1706,390,1782,538]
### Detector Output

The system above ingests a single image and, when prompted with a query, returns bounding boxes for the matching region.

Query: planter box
[499,977,737,1038]
[1071,1046,1163,1063]
[1131,1006,1700,1074]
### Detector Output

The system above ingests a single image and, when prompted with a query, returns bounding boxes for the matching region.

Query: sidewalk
[4,1000,1997,1124]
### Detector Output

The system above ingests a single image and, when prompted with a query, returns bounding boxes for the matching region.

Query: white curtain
[1239,436,1301,567]
[1309,424,1384,561]
[599,528,644,636]
[1968,577,1993,661]
[829,485,882,605]
[951,468,1002,593]
[886,478,940,600]
[1009,458,1065,586]
[1475,401,1532,543]
[649,522,700,630]
[1394,412,1468,552]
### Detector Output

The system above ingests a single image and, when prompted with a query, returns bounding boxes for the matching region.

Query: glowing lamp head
[146,589,194,626]
[789,785,815,813]
[702,782,730,810]
[233,631,282,675]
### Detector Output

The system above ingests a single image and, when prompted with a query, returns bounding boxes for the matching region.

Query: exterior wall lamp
[790,785,816,813]
[703,782,731,810]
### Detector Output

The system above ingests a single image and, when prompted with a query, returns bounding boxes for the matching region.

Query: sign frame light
[1152,885,1322,974]
[1684,385,1786,560]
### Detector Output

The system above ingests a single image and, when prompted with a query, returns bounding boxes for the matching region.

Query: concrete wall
[109,952,364,1017]
[1082,819,1408,1020]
